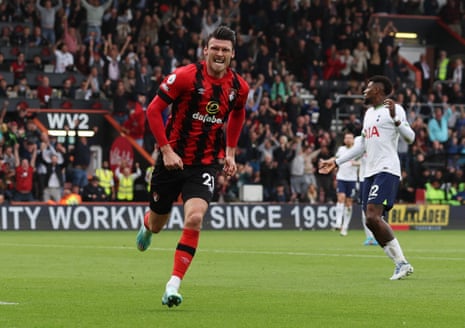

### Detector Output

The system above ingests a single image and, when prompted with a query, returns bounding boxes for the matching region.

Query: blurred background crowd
[1,0,465,206]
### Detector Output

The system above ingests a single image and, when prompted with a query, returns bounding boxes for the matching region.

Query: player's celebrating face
[363,81,380,105]
[204,38,234,78]
[363,75,393,106]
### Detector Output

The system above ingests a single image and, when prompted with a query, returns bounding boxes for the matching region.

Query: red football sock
[172,229,199,279]
[143,212,150,230]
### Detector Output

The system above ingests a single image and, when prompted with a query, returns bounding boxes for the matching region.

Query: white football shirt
[361,103,414,178]
[336,145,358,181]
[335,104,415,179]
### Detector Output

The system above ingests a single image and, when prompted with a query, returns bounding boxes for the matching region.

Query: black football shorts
[149,163,220,214]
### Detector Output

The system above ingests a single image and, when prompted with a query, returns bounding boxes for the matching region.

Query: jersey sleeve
[234,77,250,111]
[226,76,249,147]
[146,94,170,147]
[226,106,245,148]
[335,136,365,166]
[146,67,193,147]
[156,66,193,104]
[395,104,415,144]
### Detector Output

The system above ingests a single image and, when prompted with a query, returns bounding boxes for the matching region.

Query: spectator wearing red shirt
[323,44,346,80]
[13,143,37,202]
[10,52,26,84]
[0,157,15,202]
[122,93,146,146]
[37,76,53,108]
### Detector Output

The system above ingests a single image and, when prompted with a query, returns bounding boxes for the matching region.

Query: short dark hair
[207,25,236,46]
[368,75,393,96]
[344,130,354,136]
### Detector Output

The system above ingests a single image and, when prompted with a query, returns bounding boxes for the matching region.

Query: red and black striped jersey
[152,61,249,165]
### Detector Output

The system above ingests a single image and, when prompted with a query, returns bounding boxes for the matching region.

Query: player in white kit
[334,131,358,236]
[319,75,415,280]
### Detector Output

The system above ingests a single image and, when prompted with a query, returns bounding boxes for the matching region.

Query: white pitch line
[0,301,19,305]
[0,243,464,261]
[201,248,465,261]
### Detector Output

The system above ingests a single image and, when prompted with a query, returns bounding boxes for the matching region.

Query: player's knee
[365,211,383,229]
[184,213,203,230]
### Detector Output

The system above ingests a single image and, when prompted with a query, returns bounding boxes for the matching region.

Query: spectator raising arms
[35,0,62,45]
[13,142,37,202]
[41,151,65,203]
[115,162,141,201]
[53,40,75,73]
[103,34,132,91]
[80,0,112,44]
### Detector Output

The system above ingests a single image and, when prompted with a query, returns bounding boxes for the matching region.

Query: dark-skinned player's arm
[384,99,415,145]
[318,136,365,174]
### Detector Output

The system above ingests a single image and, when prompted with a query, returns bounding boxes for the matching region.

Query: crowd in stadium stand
[1,0,465,205]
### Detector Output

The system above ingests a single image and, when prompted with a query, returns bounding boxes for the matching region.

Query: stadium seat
[60,100,73,109]
[0,71,14,85]
[0,98,41,111]
[27,72,87,88]
[415,188,426,204]
[91,101,103,109]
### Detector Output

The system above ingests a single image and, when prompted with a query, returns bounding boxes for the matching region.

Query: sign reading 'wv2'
[46,113,90,129]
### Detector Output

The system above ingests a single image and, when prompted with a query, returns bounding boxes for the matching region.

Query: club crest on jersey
[228,88,237,102]
[206,101,220,115]
[161,83,170,92]
[152,192,159,202]
[166,74,176,84]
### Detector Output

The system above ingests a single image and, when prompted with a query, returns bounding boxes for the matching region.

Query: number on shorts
[368,184,379,201]
[202,172,215,193]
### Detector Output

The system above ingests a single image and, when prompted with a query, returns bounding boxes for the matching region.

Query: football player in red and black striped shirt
[136,26,249,308]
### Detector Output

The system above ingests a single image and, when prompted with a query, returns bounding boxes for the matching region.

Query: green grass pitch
[1,230,464,328]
